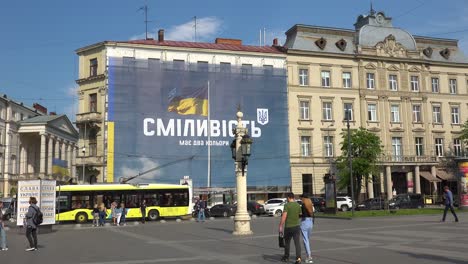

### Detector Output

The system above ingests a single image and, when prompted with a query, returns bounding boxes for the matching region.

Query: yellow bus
[55,183,192,223]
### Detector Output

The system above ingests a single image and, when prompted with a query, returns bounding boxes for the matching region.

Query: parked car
[208,204,236,217]
[266,201,286,217]
[247,201,265,216]
[263,198,287,212]
[389,193,424,209]
[336,196,353,211]
[310,197,325,212]
[0,197,15,221]
[356,198,385,211]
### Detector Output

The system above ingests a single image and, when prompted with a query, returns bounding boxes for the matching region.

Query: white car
[266,201,286,217]
[336,196,353,211]
[263,198,287,212]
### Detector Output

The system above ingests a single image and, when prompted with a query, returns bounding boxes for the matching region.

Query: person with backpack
[24,197,41,251]
[0,201,8,251]
[92,204,100,227]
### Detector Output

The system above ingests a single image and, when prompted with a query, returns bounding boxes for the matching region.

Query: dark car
[208,204,236,217]
[1,198,15,220]
[310,197,325,212]
[356,198,385,211]
[247,201,265,216]
[389,193,424,209]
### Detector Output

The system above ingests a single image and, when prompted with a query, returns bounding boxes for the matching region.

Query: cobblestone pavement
[1,213,467,264]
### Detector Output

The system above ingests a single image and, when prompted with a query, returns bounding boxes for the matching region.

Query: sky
[1,0,468,122]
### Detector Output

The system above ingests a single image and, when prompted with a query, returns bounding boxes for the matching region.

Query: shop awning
[437,170,457,181]
[419,171,441,182]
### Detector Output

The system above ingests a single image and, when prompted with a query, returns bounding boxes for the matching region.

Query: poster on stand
[16,180,56,226]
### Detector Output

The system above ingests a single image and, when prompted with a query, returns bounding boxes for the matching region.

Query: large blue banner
[108,57,289,188]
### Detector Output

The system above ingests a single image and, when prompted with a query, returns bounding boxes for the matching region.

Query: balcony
[76,112,102,124]
[378,155,438,164]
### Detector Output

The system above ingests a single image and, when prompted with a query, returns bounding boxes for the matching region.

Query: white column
[22,145,28,175]
[40,133,46,177]
[431,166,438,194]
[367,174,374,199]
[386,166,393,200]
[61,140,66,162]
[54,138,60,160]
[415,165,421,194]
[67,143,72,177]
[47,135,53,177]
[407,171,414,193]
[380,171,385,194]
[71,145,76,180]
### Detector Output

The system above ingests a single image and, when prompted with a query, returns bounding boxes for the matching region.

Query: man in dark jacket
[24,197,40,251]
[442,186,459,222]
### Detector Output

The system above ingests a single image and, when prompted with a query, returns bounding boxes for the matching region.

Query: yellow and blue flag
[52,158,69,176]
[167,86,208,116]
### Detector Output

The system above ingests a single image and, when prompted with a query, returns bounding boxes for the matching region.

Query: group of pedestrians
[91,199,147,226]
[194,199,207,222]
[279,193,315,264]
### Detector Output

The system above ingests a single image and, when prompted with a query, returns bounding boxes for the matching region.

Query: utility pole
[138,1,149,39]
[346,107,355,216]
[194,16,197,42]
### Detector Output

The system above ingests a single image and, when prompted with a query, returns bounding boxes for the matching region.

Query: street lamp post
[346,107,355,216]
[230,110,253,235]
[82,147,86,184]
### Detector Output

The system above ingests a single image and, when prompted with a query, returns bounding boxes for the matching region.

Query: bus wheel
[148,210,160,221]
[75,213,88,224]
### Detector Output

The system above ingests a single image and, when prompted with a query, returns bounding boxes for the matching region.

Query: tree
[459,120,468,149]
[336,127,383,202]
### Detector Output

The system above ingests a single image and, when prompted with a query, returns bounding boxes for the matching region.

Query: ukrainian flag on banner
[52,158,69,176]
[167,86,208,116]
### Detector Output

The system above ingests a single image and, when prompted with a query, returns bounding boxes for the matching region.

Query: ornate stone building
[285,11,468,199]
[0,94,78,197]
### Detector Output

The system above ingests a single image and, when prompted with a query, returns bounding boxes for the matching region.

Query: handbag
[278,232,285,248]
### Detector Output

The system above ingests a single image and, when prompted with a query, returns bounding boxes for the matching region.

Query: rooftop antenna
[138,1,149,39]
[370,1,376,16]
[193,16,197,42]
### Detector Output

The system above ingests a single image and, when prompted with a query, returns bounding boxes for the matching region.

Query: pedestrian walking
[300,194,314,263]
[442,186,459,222]
[92,204,100,227]
[111,202,117,225]
[140,200,147,223]
[197,199,206,222]
[120,203,127,226]
[279,192,302,264]
[98,203,106,226]
[0,201,8,251]
[24,197,40,251]
[115,203,123,226]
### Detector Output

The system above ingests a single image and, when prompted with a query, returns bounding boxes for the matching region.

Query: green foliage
[336,127,383,201]
[459,120,468,146]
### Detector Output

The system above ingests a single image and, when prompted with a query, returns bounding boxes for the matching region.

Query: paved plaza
[1,213,468,264]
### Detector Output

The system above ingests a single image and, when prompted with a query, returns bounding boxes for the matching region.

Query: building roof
[19,114,63,124]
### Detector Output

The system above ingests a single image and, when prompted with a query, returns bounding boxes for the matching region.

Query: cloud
[130,17,223,42]
[118,157,161,183]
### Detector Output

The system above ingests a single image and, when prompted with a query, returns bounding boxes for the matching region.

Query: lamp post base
[233,212,253,236]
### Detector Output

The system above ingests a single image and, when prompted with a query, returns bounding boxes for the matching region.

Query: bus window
[124,192,138,208]
[71,195,91,209]
[173,190,189,206]
[143,193,160,206]
[57,195,71,212]
[160,192,174,207]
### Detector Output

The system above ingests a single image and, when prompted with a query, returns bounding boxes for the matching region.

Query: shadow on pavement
[399,251,467,264]
[205,227,233,234]
[262,254,283,262]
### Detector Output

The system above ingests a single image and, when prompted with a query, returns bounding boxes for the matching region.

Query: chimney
[158,29,164,42]
[273,38,278,46]
[49,112,56,116]
[33,103,47,115]
[215,38,242,46]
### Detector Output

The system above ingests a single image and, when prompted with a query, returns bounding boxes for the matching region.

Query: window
[389,74,398,91]
[263,65,273,76]
[220,62,231,73]
[392,137,402,161]
[321,71,331,87]
[344,103,353,121]
[197,61,209,72]
[324,136,333,157]
[299,69,309,86]
[302,174,313,195]
[435,138,444,157]
[368,104,377,121]
[90,58,98,77]
[454,138,462,156]
[299,101,310,120]
[89,93,97,112]
[301,136,311,157]
[241,64,252,79]
[322,102,332,120]
[415,137,424,156]
[433,106,441,123]
[412,105,421,123]
[390,105,400,122]
[366,73,375,89]
[450,79,457,94]
[173,59,185,70]
[148,58,160,70]
[342,72,351,88]
[431,77,439,93]
[410,76,419,92]
[451,106,460,124]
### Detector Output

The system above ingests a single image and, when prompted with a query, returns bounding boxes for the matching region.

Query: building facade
[75,31,287,197]
[286,11,468,199]
[0,95,78,197]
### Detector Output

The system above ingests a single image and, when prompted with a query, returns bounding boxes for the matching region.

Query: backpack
[32,206,43,225]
